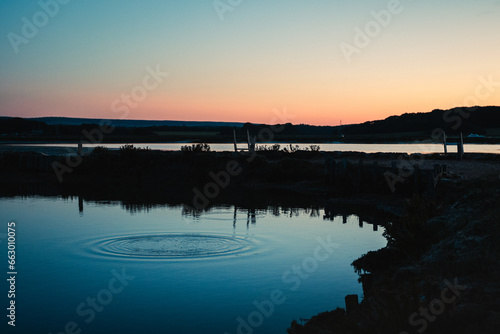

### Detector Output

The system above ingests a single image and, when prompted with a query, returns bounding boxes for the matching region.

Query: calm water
[0,197,386,334]
[3,142,500,155]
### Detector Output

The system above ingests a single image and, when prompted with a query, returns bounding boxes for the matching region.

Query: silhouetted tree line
[342,106,500,136]
[1,106,499,142]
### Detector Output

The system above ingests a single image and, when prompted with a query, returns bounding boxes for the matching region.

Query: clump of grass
[256,144,281,151]
[180,143,211,152]
[119,144,150,152]
[309,144,321,152]
[91,146,109,157]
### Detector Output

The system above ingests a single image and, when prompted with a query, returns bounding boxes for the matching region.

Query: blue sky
[1,0,499,125]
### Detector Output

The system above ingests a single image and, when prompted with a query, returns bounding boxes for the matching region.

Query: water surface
[0,197,386,334]
[3,142,500,155]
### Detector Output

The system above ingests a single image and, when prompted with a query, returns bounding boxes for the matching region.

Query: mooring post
[458,132,464,160]
[247,131,256,154]
[246,130,252,153]
[443,131,447,156]
[233,129,238,153]
[77,139,83,156]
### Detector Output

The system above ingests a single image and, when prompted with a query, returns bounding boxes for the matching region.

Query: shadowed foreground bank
[0,148,498,201]
[288,174,500,334]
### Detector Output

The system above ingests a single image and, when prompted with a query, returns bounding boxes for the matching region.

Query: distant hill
[28,117,245,128]
[1,106,499,143]
[343,106,500,137]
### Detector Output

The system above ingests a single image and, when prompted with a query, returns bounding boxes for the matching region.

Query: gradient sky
[1,0,499,125]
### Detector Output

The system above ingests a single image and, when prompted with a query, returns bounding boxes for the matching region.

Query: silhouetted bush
[119,144,150,152]
[91,146,109,156]
[309,144,321,152]
[180,143,211,152]
[256,144,281,152]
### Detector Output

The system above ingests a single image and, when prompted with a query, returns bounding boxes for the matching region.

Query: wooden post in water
[77,139,83,156]
[443,131,447,156]
[233,129,238,152]
[247,130,256,154]
[458,132,464,160]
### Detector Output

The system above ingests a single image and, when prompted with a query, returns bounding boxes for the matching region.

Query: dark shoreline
[1,149,500,333]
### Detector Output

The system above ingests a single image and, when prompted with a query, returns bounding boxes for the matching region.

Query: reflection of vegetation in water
[180,205,323,220]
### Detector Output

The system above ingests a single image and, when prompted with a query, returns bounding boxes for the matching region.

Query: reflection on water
[76,196,386,231]
[0,196,388,334]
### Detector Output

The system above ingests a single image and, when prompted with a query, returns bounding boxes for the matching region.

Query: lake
[0,197,387,334]
[2,142,500,155]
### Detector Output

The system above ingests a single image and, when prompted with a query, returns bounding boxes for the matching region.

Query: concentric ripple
[87,233,255,260]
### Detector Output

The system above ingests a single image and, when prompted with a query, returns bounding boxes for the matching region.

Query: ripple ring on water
[87,233,255,260]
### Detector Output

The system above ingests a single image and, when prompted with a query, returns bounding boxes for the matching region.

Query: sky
[1,0,499,126]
